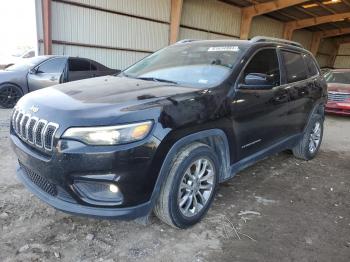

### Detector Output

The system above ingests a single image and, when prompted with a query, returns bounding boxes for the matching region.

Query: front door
[229,48,290,160]
[27,57,67,91]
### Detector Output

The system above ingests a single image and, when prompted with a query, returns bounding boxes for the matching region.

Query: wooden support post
[239,0,308,40]
[283,23,295,40]
[310,32,322,56]
[169,0,183,44]
[42,0,52,55]
[329,42,340,68]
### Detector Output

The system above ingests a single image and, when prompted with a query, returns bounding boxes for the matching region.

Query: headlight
[62,121,153,145]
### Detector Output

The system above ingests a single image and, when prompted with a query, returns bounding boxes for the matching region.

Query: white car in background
[0,49,35,69]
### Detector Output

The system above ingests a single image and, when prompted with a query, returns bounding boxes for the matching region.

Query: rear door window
[69,58,91,71]
[281,50,308,83]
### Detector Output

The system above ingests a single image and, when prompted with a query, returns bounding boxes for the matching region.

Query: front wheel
[154,142,219,228]
[0,84,23,108]
[292,114,324,160]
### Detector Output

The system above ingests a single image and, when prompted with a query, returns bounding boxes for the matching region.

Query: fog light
[73,180,123,206]
[109,184,119,193]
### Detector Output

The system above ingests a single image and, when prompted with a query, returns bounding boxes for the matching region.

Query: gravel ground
[0,109,349,262]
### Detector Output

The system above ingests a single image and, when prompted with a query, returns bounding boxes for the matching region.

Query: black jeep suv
[10,37,327,228]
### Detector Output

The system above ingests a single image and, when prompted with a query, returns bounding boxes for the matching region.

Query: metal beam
[42,0,52,55]
[169,0,183,44]
[239,0,308,39]
[283,12,350,39]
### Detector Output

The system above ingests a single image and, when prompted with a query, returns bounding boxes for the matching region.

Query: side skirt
[223,134,302,181]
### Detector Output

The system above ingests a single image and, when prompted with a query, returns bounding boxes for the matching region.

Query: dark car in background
[0,56,120,108]
[324,69,350,116]
[10,37,326,228]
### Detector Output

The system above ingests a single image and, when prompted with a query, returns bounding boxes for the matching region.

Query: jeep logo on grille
[30,105,39,113]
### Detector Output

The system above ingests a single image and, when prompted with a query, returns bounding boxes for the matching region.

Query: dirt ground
[0,108,349,262]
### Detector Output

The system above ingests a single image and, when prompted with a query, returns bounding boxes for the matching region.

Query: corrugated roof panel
[179,27,238,41]
[51,1,169,51]
[339,43,350,55]
[334,55,350,68]
[292,30,313,50]
[319,38,337,54]
[249,16,284,39]
[52,43,148,69]
[181,0,241,37]
[316,54,330,67]
[35,0,43,40]
[66,0,171,22]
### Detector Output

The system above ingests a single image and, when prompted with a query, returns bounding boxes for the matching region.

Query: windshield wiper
[136,77,178,85]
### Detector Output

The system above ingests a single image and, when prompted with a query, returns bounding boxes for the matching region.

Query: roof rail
[175,39,197,44]
[250,36,303,48]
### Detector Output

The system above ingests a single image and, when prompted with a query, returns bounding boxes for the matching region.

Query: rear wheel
[154,142,219,228]
[292,114,323,160]
[0,84,23,108]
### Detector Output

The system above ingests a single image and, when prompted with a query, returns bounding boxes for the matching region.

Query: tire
[292,114,324,160]
[154,142,219,228]
[0,84,23,108]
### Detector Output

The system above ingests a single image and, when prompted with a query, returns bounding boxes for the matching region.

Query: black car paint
[10,41,327,219]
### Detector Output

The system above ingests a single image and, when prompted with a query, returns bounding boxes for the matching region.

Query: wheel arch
[149,129,231,209]
[0,82,25,94]
[303,100,325,133]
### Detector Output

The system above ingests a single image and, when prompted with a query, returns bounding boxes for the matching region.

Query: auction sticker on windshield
[208,46,240,52]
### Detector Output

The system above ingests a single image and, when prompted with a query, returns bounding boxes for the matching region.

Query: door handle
[50,76,58,81]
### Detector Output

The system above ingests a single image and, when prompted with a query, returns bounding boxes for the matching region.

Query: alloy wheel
[309,121,321,153]
[0,86,21,108]
[178,158,215,217]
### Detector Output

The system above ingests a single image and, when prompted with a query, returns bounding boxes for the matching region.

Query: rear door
[280,50,314,135]
[27,57,67,91]
[230,47,291,159]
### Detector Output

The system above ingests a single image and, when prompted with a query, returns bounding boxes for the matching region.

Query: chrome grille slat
[11,109,59,152]
[328,92,350,102]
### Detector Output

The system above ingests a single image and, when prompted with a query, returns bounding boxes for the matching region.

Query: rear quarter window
[281,50,308,83]
[304,54,319,77]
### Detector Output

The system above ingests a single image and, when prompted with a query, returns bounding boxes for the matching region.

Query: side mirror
[28,68,37,74]
[240,73,274,89]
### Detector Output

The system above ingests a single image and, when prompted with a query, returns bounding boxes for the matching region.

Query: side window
[90,62,97,71]
[304,54,319,77]
[37,58,66,73]
[69,58,91,71]
[281,50,308,83]
[241,49,280,87]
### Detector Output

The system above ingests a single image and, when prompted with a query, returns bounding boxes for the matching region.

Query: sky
[0,0,37,56]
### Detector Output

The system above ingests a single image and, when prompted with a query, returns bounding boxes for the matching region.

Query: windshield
[5,56,47,71]
[325,71,350,84]
[123,42,246,88]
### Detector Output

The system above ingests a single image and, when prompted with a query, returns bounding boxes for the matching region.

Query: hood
[327,83,350,93]
[0,69,21,80]
[15,75,204,129]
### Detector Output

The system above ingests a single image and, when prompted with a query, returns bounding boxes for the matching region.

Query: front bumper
[325,102,350,116]
[11,131,161,219]
[16,163,151,219]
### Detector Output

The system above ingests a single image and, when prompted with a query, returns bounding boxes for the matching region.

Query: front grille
[19,162,57,196]
[12,109,59,151]
[328,91,350,102]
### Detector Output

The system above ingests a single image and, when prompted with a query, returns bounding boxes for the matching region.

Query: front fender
[148,129,231,210]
